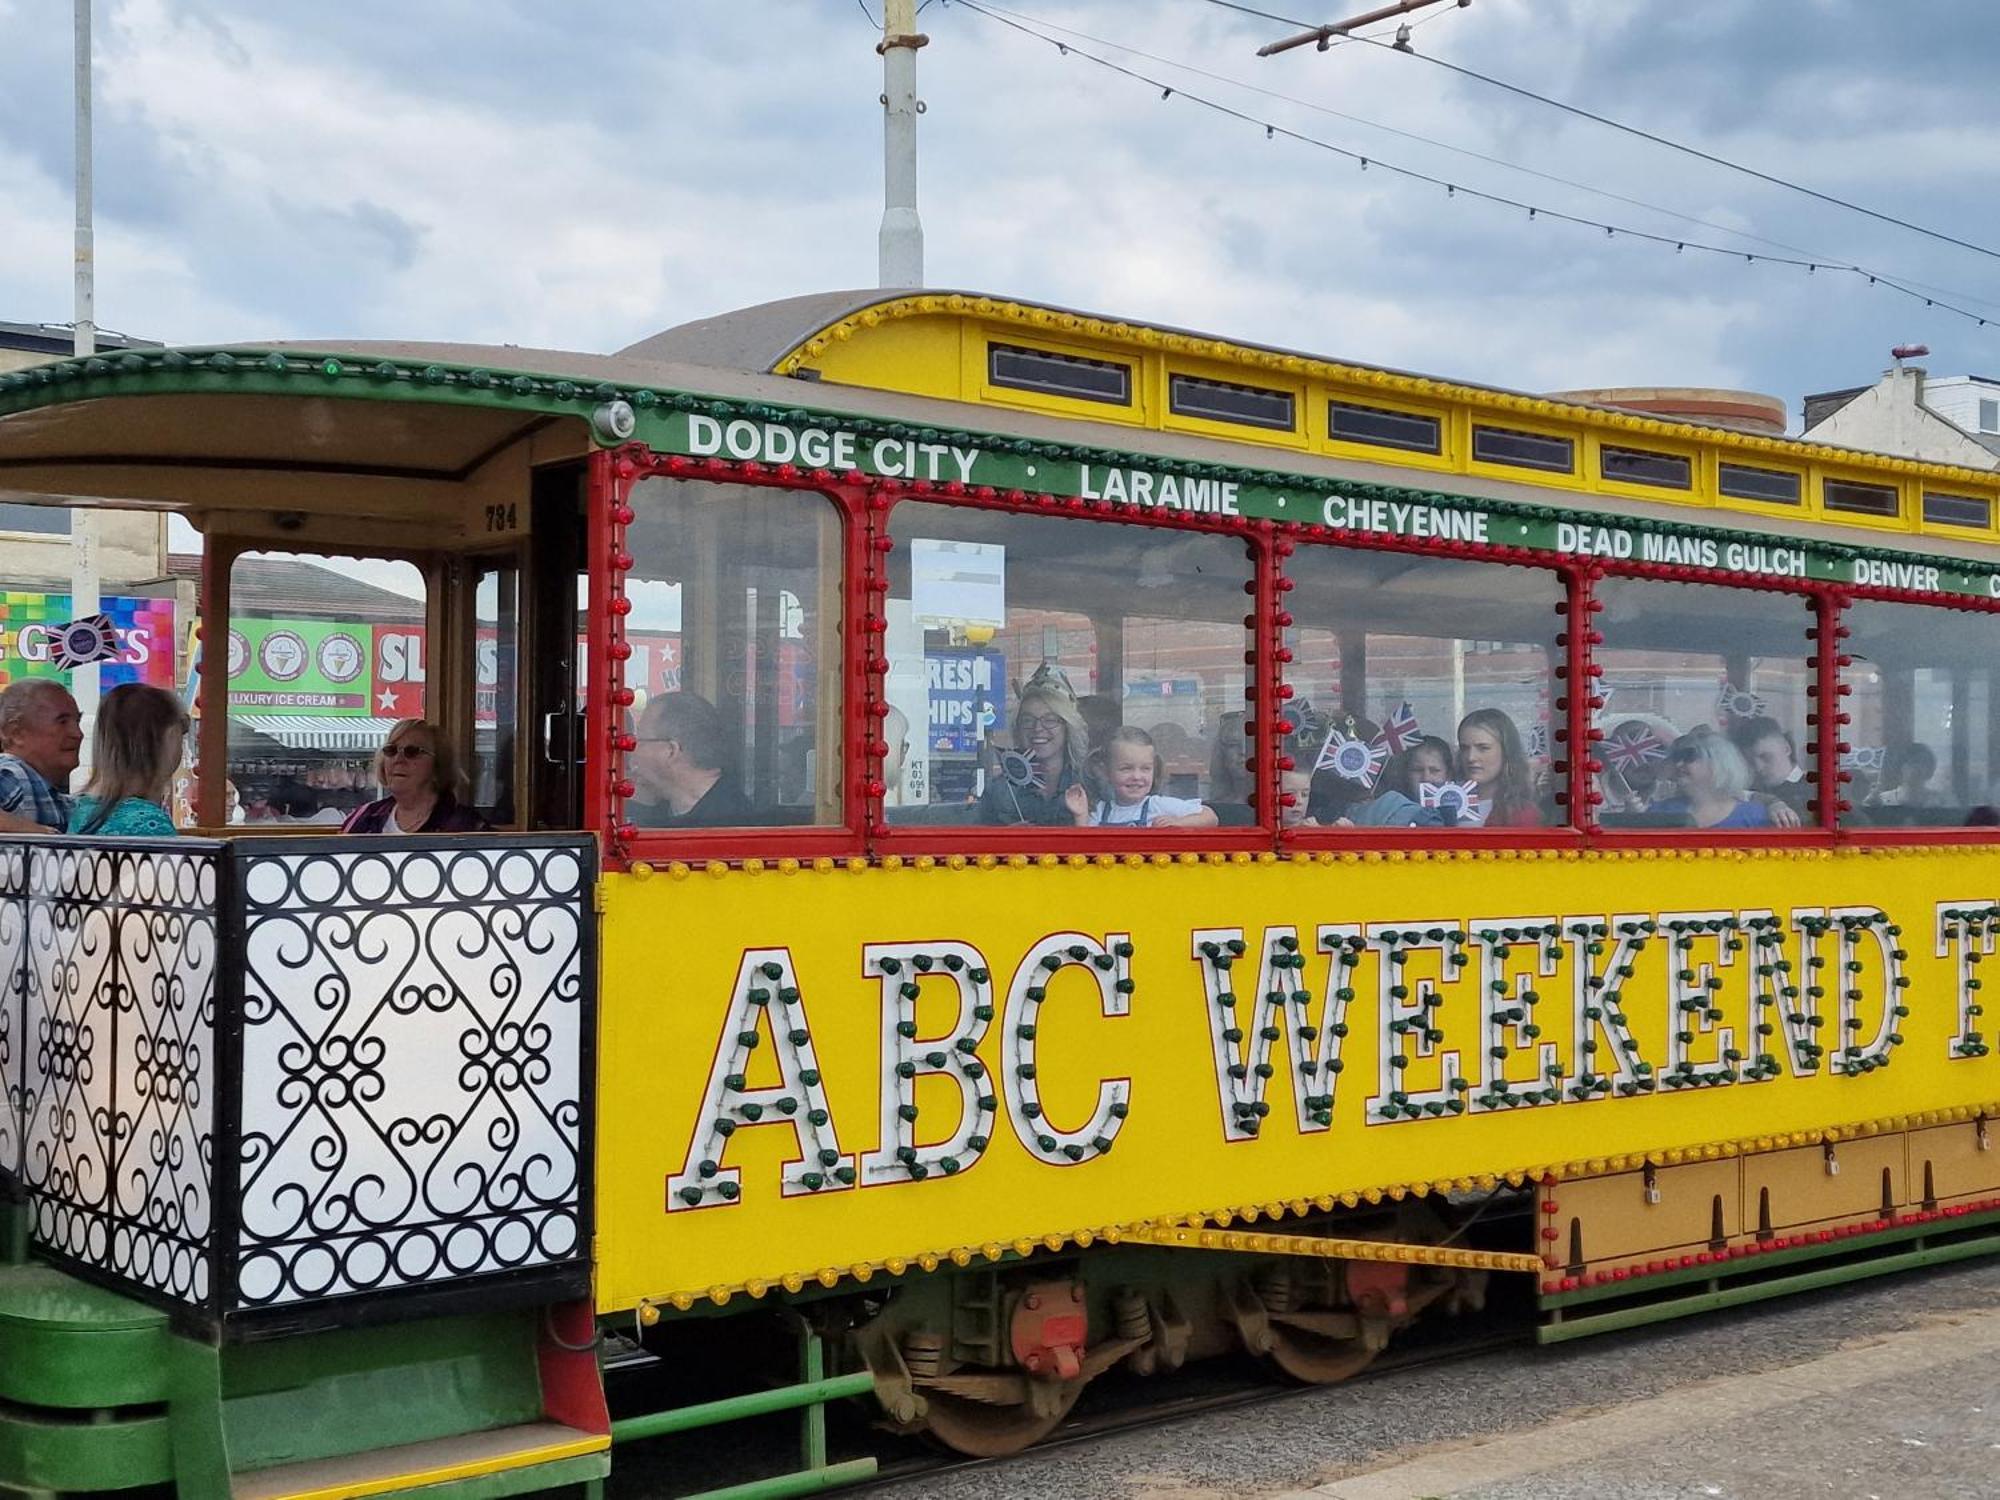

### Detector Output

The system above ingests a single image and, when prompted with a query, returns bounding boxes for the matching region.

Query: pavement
[869,1258,2000,1500]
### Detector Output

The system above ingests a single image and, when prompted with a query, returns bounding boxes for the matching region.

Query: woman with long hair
[978,665,1091,826]
[1456,708,1541,828]
[342,719,489,834]
[67,683,187,837]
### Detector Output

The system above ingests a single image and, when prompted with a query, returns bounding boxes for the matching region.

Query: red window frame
[1575,557,1831,850]
[1832,582,2000,847]
[865,486,1274,859]
[589,448,871,866]
[583,446,2000,869]
[1271,525,1585,853]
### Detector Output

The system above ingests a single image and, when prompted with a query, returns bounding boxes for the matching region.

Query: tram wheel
[918,1378,1084,1457]
[1262,1311,1382,1385]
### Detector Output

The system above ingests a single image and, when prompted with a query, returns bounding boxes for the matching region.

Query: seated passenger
[1298,714,1438,828]
[627,693,753,829]
[68,683,187,837]
[1652,726,1771,830]
[1069,726,1217,829]
[0,679,82,833]
[341,718,490,834]
[1388,735,1454,799]
[1596,714,1679,816]
[979,667,1089,826]
[1731,715,1812,818]
[1868,743,1942,809]
[1457,708,1542,828]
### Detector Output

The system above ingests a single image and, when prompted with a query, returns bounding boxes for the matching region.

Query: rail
[0,831,596,1334]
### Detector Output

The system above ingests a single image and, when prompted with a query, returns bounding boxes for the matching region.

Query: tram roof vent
[1544,386,1789,437]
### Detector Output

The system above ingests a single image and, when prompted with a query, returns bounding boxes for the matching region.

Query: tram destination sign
[666,411,2000,599]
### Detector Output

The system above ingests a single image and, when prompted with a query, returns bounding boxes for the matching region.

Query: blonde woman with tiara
[978,664,1092,826]
[67,683,188,837]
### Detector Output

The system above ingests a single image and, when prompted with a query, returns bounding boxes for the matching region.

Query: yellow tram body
[598,848,2000,1313]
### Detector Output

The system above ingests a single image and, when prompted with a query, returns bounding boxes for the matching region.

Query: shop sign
[0,591,177,692]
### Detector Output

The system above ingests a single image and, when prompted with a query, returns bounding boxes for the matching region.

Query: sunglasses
[384,743,435,760]
[1669,746,1700,764]
[1020,714,1066,733]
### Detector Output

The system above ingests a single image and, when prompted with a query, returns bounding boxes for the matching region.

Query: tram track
[605,1298,1532,1500]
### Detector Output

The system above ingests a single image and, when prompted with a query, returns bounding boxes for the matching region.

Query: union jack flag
[1371,701,1423,755]
[1603,724,1668,772]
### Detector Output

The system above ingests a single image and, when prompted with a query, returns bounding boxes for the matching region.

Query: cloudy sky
[3,0,1997,420]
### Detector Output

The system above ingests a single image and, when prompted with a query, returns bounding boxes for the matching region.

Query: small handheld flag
[50,614,124,671]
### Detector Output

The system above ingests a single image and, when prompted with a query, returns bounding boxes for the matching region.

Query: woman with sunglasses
[1653,725,1771,830]
[341,718,489,834]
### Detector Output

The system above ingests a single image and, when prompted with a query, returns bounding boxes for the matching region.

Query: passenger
[1652,726,1771,829]
[1387,735,1454,801]
[341,718,491,834]
[1070,726,1217,828]
[1456,708,1542,828]
[1731,716,1812,819]
[626,693,752,828]
[67,683,187,837]
[1208,710,1252,805]
[978,667,1089,826]
[1869,743,1942,809]
[1299,714,1436,828]
[881,703,911,803]
[1596,714,1679,816]
[1077,694,1122,756]
[0,679,83,833]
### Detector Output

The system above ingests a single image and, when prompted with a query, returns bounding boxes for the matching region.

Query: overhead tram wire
[965,0,1995,304]
[947,0,1999,329]
[1340,33,2000,267]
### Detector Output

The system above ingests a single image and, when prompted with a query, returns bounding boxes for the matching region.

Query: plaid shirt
[0,753,71,832]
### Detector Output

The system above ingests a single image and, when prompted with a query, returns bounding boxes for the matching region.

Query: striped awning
[235,715,402,752]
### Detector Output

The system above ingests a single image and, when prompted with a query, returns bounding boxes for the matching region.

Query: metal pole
[878,0,925,288]
[1257,0,1460,57]
[72,0,100,775]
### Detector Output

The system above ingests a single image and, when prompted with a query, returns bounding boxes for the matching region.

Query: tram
[5,289,2000,1498]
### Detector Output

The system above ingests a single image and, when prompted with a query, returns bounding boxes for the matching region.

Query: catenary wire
[972,1,1901,280]
[1340,32,2000,266]
[944,0,1998,329]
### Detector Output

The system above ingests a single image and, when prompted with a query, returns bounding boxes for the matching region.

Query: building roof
[0,321,161,356]
[167,551,424,620]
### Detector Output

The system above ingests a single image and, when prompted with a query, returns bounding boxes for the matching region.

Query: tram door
[524,461,588,830]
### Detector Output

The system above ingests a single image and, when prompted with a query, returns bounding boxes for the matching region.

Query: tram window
[1326,400,1442,455]
[621,478,842,829]
[988,343,1131,406]
[881,503,1251,829]
[1169,374,1294,432]
[1840,600,2000,829]
[1593,579,1815,831]
[1471,425,1575,475]
[1283,548,1562,830]
[220,551,428,828]
[1923,491,1993,530]
[470,561,520,825]
[1717,462,1802,507]
[1824,478,1900,519]
[1599,446,1691,491]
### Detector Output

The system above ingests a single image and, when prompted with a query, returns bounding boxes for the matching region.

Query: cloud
[0,0,1995,418]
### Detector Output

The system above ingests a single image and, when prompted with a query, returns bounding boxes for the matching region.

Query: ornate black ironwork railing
[0,832,595,1334]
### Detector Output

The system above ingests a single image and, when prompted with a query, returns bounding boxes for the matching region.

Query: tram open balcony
[0,827,595,1334]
